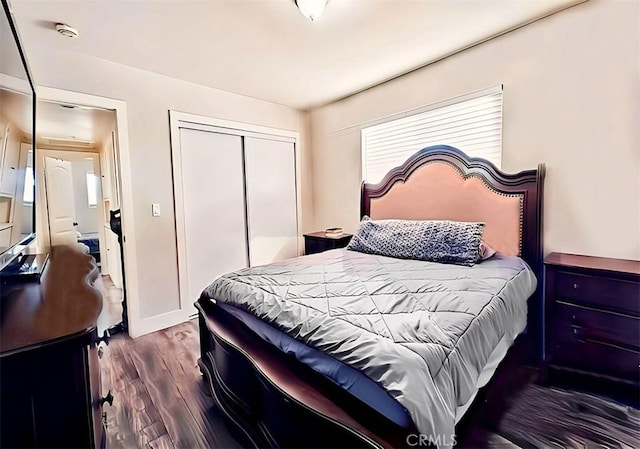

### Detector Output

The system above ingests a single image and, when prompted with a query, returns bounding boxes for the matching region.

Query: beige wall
[310,0,640,261]
[26,49,311,323]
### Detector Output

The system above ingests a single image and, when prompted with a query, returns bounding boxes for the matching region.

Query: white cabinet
[0,122,22,238]
[0,122,8,193]
[0,123,20,196]
[0,225,12,248]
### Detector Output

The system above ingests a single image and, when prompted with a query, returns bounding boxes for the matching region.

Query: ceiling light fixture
[55,23,79,38]
[296,0,328,22]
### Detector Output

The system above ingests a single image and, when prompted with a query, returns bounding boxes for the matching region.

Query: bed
[78,232,101,263]
[196,145,545,448]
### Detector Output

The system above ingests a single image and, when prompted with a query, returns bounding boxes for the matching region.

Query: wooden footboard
[196,297,536,448]
[195,298,417,449]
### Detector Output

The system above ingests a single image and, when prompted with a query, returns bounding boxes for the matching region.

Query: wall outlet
[152,203,161,217]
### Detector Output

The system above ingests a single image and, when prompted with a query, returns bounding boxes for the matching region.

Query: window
[361,86,503,184]
[86,171,98,207]
[22,150,34,204]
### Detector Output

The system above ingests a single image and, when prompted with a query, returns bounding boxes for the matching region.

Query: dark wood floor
[101,319,240,449]
[101,320,640,448]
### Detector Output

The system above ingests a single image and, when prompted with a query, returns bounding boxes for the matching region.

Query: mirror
[0,0,36,270]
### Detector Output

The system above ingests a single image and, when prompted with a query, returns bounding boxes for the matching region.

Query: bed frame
[196,145,545,448]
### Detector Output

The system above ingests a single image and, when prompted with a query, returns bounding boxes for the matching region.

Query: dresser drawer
[554,271,640,315]
[551,301,640,349]
[550,337,640,382]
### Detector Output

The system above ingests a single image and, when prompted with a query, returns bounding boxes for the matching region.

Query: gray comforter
[202,249,536,448]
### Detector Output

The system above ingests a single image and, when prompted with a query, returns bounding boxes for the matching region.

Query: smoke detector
[55,23,79,38]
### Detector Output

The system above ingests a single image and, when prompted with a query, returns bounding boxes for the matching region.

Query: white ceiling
[36,100,115,146]
[10,0,581,110]
[1,88,115,146]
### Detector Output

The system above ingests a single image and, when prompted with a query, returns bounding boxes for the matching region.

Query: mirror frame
[0,0,37,270]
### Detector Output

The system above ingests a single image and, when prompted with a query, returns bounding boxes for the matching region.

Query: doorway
[36,99,126,334]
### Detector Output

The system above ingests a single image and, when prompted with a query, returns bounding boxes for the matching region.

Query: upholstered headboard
[361,145,545,277]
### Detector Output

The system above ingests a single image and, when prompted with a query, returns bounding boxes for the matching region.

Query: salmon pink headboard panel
[361,146,545,272]
[361,145,545,359]
[370,162,523,256]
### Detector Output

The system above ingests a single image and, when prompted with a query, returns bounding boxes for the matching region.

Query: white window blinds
[361,86,503,184]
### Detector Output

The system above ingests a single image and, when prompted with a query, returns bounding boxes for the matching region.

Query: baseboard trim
[128,309,191,338]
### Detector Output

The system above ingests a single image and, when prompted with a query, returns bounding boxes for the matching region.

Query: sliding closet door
[179,128,248,301]
[244,137,298,266]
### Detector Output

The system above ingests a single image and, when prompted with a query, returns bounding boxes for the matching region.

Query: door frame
[169,110,301,317]
[36,87,146,336]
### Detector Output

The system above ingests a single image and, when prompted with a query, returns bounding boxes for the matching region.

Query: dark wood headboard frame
[361,145,546,358]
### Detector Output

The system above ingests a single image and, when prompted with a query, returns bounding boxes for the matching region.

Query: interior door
[178,128,248,302]
[244,137,298,266]
[44,156,78,246]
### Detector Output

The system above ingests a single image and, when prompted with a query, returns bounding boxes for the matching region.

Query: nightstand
[303,232,352,255]
[543,252,640,403]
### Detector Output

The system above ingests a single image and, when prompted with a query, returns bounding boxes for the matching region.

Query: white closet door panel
[244,137,298,266]
[180,129,247,301]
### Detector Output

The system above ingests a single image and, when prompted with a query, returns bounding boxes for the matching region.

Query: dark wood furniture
[543,252,640,404]
[197,145,545,448]
[304,231,353,255]
[0,245,109,448]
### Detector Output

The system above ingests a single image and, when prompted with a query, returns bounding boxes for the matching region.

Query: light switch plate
[152,203,161,217]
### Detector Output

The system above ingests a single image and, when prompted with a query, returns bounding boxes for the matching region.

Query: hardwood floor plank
[101,336,141,449]
[150,321,242,449]
[128,333,211,449]
[458,427,522,449]
[495,384,640,448]
[102,334,171,449]
[147,433,175,449]
[140,421,172,447]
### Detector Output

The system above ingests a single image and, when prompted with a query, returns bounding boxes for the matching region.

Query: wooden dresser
[543,252,640,403]
[0,245,109,448]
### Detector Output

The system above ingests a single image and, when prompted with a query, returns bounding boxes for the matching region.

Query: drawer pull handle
[573,283,578,289]
[100,390,114,407]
